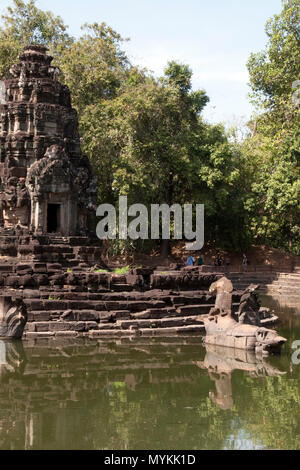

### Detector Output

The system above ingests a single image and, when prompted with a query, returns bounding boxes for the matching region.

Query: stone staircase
[0,261,245,338]
[1,259,295,339]
[264,272,300,296]
[21,286,241,338]
[0,234,102,268]
[226,272,278,291]
[227,271,300,299]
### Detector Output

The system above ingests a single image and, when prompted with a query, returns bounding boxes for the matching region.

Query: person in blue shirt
[186,256,195,266]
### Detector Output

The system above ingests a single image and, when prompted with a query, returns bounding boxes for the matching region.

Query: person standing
[242,254,248,272]
[197,256,204,266]
[186,255,195,266]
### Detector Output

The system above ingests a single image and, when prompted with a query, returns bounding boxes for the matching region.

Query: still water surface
[0,294,299,450]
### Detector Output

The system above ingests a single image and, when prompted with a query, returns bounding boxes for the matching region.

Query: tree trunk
[160,239,170,258]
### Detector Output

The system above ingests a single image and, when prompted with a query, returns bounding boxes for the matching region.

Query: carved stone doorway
[47,204,61,234]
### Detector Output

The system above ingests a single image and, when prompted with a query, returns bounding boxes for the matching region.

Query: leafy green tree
[191,124,250,251]
[245,0,300,253]
[80,64,210,255]
[58,22,130,115]
[247,0,300,115]
[0,0,73,79]
[81,60,249,254]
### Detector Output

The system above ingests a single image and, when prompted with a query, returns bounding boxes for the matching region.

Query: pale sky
[1,0,284,125]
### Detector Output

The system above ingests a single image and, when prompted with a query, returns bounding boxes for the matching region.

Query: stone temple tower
[0,44,97,239]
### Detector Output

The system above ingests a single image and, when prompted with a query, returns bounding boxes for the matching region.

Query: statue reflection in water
[196,344,286,410]
[0,339,26,377]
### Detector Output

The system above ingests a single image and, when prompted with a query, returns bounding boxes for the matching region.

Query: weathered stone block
[28,311,50,322]
[33,274,49,286]
[5,276,19,287]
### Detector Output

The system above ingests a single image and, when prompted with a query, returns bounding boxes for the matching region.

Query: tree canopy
[0,0,73,79]
[245,0,300,253]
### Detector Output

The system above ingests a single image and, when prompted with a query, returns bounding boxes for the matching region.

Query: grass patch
[114,265,131,275]
[95,269,109,273]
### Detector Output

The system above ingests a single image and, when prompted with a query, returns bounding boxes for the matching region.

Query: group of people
[184,252,248,270]
[213,253,230,267]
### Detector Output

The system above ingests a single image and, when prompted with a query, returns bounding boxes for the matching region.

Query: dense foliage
[0,0,299,254]
[244,0,300,254]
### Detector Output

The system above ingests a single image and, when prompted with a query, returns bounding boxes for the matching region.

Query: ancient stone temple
[0,45,97,246]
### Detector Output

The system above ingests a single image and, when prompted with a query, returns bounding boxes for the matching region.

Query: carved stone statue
[0,296,27,339]
[204,277,287,355]
[237,284,261,326]
[209,276,234,317]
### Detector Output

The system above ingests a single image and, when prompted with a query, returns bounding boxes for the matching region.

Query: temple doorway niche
[47,204,61,233]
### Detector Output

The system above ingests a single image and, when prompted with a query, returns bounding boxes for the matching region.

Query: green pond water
[0,294,300,451]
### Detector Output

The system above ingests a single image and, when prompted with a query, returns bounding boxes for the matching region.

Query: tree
[245,0,300,254]
[58,22,130,115]
[81,62,211,255]
[247,0,300,115]
[0,0,73,79]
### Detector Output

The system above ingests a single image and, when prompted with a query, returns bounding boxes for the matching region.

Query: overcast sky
[1,0,283,125]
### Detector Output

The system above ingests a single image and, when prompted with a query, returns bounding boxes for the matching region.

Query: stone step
[24,313,279,335]
[49,239,70,245]
[231,282,269,288]
[267,286,299,294]
[62,254,76,260]
[271,274,300,280]
[89,324,205,337]
[8,287,244,305]
[109,283,134,292]
[26,298,224,314]
[113,314,277,331]
[115,315,205,330]
[25,298,169,313]
[27,301,229,322]
[25,292,234,311]
[177,303,240,316]
[26,320,98,333]
[111,275,127,284]
[228,272,275,276]
[229,282,274,289]
[277,273,300,278]
[266,282,300,289]
[27,309,134,322]
[268,281,300,287]
[19,289,168,300]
